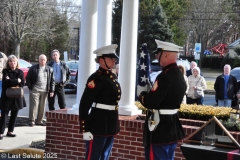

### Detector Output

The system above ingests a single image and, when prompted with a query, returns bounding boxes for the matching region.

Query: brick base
[45,110,240,160]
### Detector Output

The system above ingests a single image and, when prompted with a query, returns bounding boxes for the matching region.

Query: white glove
[83,132,93,141]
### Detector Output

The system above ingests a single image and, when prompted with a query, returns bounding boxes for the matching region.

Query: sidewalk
[202,70,221,78]
[0,125,46,150]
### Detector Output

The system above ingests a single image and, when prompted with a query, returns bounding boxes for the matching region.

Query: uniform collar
[162,63,177,71]
[98,67,112,74]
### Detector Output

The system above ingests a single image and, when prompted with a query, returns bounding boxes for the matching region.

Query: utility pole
[73,27,80,60]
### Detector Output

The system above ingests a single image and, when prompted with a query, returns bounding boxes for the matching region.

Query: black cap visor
[152,48,163,54]
[102,53,119,59]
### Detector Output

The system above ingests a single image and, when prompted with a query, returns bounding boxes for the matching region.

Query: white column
[97,0,112,48]
[68,0,98,114]
[118,0,142,115]
[96,0,112,68]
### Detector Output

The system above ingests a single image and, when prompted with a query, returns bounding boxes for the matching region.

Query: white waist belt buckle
[159,109,178,115]
[92,103,118,110]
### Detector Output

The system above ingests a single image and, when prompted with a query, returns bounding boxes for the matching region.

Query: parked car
[66,60,79,83]
[150,59,162,83]
[18,59,32,80]
[230,67,240,82]
[64,60,79,93]
[227,67,240,107]
[64,82,77,94]
[177,59,190,71]
[230,67,240,102]
[149,59,190,83]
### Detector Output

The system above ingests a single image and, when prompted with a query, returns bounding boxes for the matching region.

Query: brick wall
[45,110,240,160]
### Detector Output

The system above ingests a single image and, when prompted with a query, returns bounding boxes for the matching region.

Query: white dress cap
[155,39,183,52]
[93,44,119,58]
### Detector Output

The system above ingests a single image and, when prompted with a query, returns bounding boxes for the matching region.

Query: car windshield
[150,63,161,72]
[150,59,190,71]
[231,69,240,81]
[176,59,190,71]
[18,59,32,68]
[66,62,78,70]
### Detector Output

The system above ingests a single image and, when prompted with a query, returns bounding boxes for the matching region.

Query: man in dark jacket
[138,40,186,160]
[26,54,55,126]
[214,64,238,107]
[47,49,70,111]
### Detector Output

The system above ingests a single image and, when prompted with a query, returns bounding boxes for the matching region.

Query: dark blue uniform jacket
[142,63,186,145]
[79,67,121,136]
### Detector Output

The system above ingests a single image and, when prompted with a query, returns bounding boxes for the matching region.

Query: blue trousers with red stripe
[85,136,114,160]
[145,142,177,160]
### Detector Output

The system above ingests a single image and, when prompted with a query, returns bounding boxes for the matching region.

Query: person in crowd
[186,61,204,104]
[79,44,121,160]
[214,64,238,107]
[186,61,203,77]
[178,64,189,104]
[47,49,70,111]
[0,55,26,139]
[138,40,186,160]
[187,66,207,105]
[0,51,8,115]
[26,54,55,127]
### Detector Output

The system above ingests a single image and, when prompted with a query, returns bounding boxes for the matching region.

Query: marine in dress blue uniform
[138,40,186,160]
[79,44,121,160]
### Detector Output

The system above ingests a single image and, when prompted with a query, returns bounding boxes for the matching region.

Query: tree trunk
[15,42,20,58]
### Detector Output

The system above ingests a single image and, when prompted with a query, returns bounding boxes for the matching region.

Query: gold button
[83,130,85,132]
[107,71,109,74]
[113,80,115,82]
[118,90,120,92]
[116,100,119,103]
[82,125,85,127]
[116,84,118,87]
[118,95,120,98]
[82,121,84,124]
[110,75,113,78]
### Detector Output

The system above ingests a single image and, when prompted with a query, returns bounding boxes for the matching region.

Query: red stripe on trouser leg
[227,149,239,160]
[87,140,93,160]
[150,144,154,160]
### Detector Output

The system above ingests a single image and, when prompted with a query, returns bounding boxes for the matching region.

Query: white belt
[158,109,178,115]
[92,103,118,110]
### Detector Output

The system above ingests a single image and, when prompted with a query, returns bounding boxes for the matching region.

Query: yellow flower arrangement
[135,102,232,121]
[179,104,232,121]
[135,102,240,130]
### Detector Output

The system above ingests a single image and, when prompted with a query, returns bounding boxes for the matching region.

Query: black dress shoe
[35,122,46,126]
[29,122,35,127]
[0,134,3,140]
[6,133,16,137]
